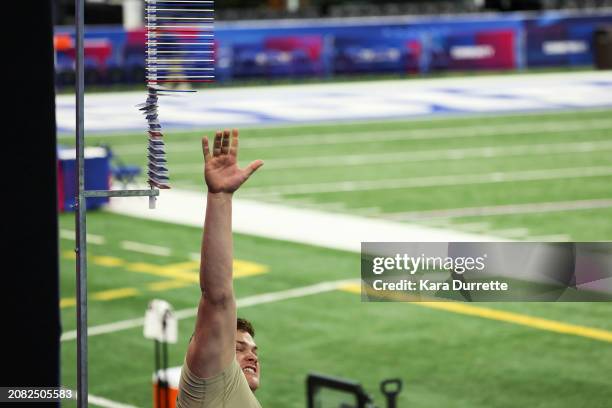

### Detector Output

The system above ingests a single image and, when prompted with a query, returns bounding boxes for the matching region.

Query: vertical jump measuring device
[73,1,214,406]
[140,0,215,190]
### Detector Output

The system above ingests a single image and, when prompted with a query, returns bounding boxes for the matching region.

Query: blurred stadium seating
[53,0,612,23]
[53,3,612,87]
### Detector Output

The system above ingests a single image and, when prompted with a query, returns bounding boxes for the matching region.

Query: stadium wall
[53,10,612,86]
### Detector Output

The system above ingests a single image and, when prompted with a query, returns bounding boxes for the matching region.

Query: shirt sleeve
[177,358,262,408]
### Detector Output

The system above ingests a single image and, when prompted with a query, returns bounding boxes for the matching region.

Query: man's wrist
[207,191,233,201]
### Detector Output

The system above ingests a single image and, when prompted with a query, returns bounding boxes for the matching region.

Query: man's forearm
[200,192,234,304]
[184,131,260,378]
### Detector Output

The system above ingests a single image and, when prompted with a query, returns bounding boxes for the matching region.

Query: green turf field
[58,212,612,407]
[58,108,612,407]
[75,108,612,241]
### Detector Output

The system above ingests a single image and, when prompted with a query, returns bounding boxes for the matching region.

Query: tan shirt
[177,359,262,408]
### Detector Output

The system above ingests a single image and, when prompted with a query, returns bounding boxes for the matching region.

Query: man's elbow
[201,288,235,309]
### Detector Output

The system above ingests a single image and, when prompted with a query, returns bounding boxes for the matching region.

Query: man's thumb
[244,160,264,177]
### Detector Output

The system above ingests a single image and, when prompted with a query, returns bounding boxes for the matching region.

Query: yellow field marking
[60,298,76,308]
[154,259,269,278]
[63,250,76,260]
[61,287,140,308]
[164,261,199,270]
[127,262,200,282]
[127,260,268,282]
[61,251,268,280]
[147,280,192,291]
[340,283,612,343]
[62,252,125,268]
[59,252,268,308]
[92,287,140,301]
[91,255,125,267]
[234,260,269,278]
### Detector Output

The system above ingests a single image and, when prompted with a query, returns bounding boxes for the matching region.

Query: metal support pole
[163,317,170,408]
[84,189,159,198]
[74,0,87,406]
[73,2,161,405]
[155,340,161,408]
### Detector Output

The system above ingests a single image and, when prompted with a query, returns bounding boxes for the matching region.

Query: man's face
[235,330,260,391]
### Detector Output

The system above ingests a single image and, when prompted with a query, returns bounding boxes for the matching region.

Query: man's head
[236,317,259,391]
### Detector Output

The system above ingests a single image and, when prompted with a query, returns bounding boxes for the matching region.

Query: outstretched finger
[202,136,211,163]
[221,129,230,154]
[244,159,264,178]
[229,128,239,158]
[213,131,222,156]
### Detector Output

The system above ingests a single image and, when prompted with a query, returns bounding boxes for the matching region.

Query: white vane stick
[137,0,215,189]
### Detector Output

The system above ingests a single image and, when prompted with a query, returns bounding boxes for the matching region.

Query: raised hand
[202,129,263,194]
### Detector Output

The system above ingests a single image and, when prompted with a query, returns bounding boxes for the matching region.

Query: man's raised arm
[186,129,263,378]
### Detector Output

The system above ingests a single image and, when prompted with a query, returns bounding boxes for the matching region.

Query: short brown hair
[237,317,255,337]
[190,318,255,343]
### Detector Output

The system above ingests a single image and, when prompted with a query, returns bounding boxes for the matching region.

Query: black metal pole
[155,340,161,408]
[162,315,170,408]
[164,341,170,408]
[75,0,88,405]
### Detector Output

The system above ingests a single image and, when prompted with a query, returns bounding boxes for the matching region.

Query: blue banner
[54,11,612,85]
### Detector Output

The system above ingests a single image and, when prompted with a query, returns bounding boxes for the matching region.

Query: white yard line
[88,235,106,245]
[61,315,146,341]
[252,140,612,171]
[302,201,348,211]
[108,188,504,254]
[120,241,172,257]
[87,394,140,408]
[61,279,358,342]
[167,137,612,174]
[525,234,572,242]
[59,229,106,245]
[239,166,612,197]
[453,222,491,232]
[112,118,612,156]
[60,228,179,257]
[59,229,74,240]
[489,228,531,238]
[385,198,612,220]
[69,391,140,408]
[236,120,612,149]
[351,207,382,216]
[416,219,458,228]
